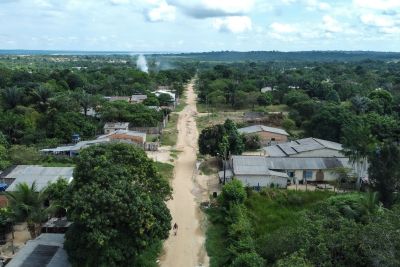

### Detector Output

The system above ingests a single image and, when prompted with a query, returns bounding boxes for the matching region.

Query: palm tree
[32,86,53,112]
[2,86,23,109]
[6,182,47,239]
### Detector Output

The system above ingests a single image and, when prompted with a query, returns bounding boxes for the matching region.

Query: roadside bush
[218,179,246,208]
[232,252,265,267]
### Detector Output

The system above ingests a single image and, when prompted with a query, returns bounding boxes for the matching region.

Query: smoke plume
[136,54,149,73]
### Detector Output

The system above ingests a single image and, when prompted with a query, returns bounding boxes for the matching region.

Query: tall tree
[342,117,375,188]
[368,142,400,207]
[64,143,172,266]
[2,87,23,109]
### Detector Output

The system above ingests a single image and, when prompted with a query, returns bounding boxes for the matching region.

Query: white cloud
[353,0,400,10]
[201,0,254,14]
[282,0,297,5]
[322,15,342,33]
[360,13,396,27]
[109,0,130,4]
[380,26,400,34]
[213,16,252,33]
[167,0,254,18]
[305,0,331,11]
[270,22,297,33]
[146,1,176,22]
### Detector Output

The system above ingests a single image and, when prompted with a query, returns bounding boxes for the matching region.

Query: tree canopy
[64,143,172,266]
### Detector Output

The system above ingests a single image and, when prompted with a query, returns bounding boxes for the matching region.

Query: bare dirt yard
[159,81,209,267]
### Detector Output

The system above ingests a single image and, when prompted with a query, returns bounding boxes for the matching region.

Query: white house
[227,156,289,188]
[262,138,368,184]
[227,155,353,187]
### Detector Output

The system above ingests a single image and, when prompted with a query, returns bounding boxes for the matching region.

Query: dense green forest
[0,55,195,168]
[196,61,400,143]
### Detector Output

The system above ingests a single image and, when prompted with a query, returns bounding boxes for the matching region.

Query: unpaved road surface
[159,81,209,267]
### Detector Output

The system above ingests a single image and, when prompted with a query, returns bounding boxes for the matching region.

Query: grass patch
[154,162,174,180]
[197,103,250,113]
[264,104,289,113]
[199,158,219,175]
[205,209,230,267]
[205,189,333,266]
[160,113,179,146]
[170,149,181,159]
[196,113,220,131]
[175,93,187,112]
[245,190,333,236]
[146,134,159,142]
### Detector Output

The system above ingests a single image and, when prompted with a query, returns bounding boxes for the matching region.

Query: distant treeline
[173,51,400,62]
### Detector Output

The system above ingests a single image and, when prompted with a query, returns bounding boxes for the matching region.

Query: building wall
[235,175,287,188]
[289,149,343,158]
[287,169,338,183]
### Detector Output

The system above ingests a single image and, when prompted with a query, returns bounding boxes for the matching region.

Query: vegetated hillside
[172,51,400,62]
[206,184,400,267]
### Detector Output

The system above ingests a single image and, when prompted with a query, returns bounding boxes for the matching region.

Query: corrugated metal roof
[232,155,345,177]
[5,166,74,191]
[97,130,146,140]
[232,156,270,175]
[41,138,111,153]
[238,125,289,136]
[7,234,70,267]
[264,137,343,157]
[265,157,343,170]
[232,156,288,178]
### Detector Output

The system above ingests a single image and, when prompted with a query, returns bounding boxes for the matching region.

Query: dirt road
[159,81,209,267]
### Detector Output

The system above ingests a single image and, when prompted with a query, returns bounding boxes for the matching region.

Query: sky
[0,0,399,52]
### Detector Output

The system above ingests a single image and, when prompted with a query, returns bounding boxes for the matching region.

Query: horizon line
[1,49,400,54]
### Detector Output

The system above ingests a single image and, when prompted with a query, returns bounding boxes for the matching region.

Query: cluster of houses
[40,121,159,157]
[105,86,178,107]
[221,124,368,189]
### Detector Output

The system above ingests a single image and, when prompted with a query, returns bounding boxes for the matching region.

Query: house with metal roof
[7,234,70,267]
[41,130,147,157]
[229,155,351,186]
[41,139,111,157]
[238,125,289,146]
[263,137,343,158]
[97,130,146,147]
[227,156,289,188]
[3,165,74,192]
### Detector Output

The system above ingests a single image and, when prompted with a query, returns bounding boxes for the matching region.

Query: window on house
[287,171,295,178]
[303,170,313,180]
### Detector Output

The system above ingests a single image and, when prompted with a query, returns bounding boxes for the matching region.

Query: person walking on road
[173,223,178,236]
